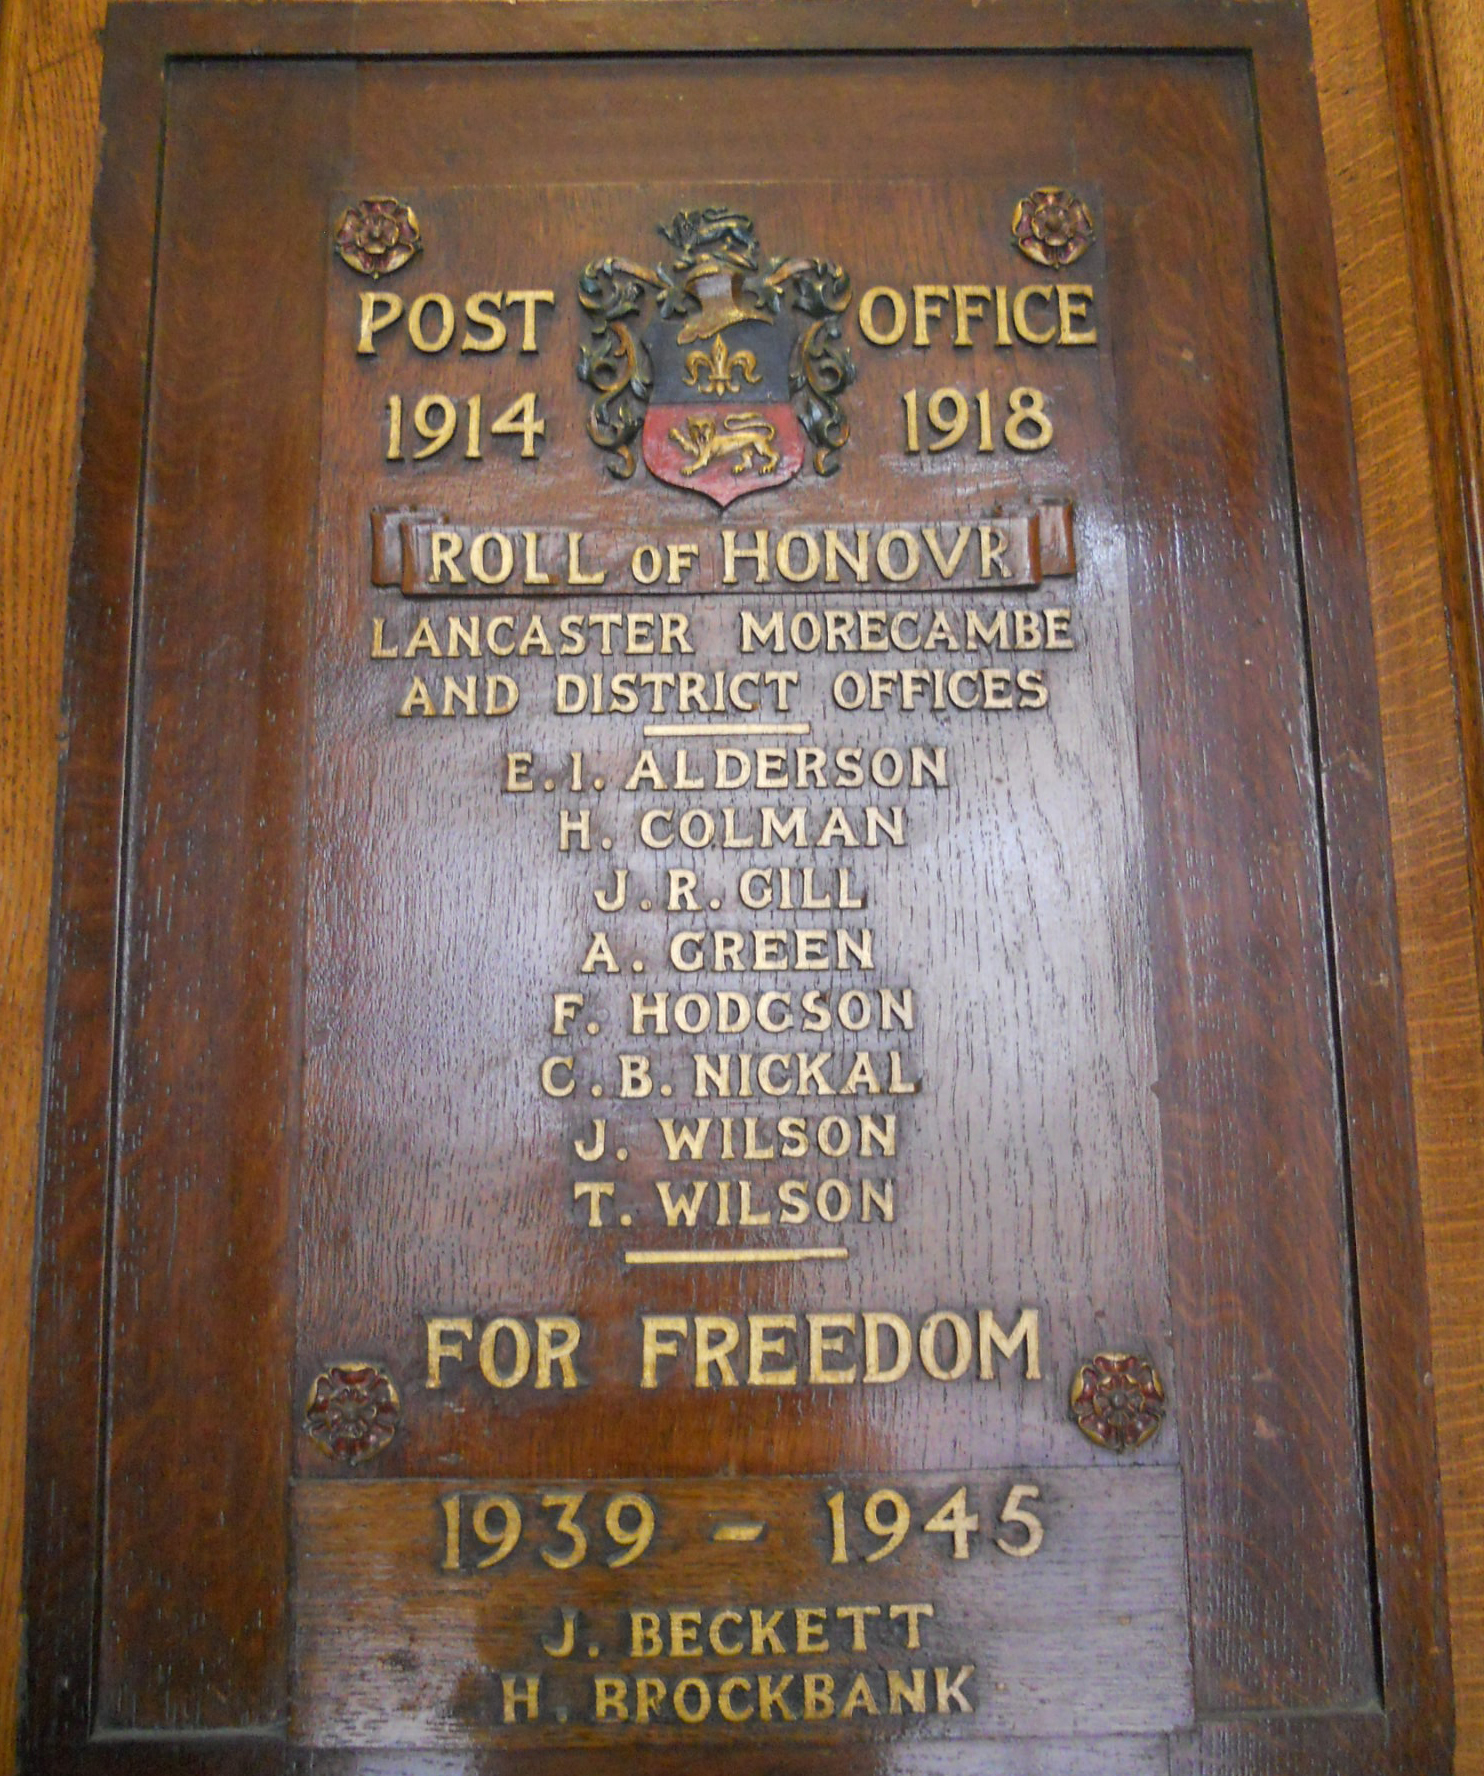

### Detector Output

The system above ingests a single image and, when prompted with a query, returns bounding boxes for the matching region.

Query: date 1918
[902,386,1053,455]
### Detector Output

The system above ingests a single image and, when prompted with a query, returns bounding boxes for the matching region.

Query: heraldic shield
[643,275,805,508]
[577,207,855,508]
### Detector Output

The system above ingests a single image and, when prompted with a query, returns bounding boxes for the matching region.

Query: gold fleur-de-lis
[682,334,762,396]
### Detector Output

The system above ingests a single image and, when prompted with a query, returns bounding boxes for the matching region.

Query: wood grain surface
[292,1473,1192,1745]
[1309,0,1484,1767]
[53,41,1250,1758]
[1395,3,1484,1763]
[85,59,356,1733]
[17,8,1451,1766]
[0,0,1480,1772]
[1430,0,1483,469]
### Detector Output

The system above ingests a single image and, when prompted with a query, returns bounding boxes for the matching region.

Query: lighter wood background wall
[1431,0,1483,493]
[1325,0,1484,1760]
[0,0,1479,1768]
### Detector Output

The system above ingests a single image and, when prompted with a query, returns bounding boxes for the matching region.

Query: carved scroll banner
[25,11,1450,1776]
[369,503,1078,596]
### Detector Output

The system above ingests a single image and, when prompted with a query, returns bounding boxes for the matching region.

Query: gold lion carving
[668,412,781,477]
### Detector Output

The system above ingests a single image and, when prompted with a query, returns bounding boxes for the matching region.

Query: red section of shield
[643,402,806,508]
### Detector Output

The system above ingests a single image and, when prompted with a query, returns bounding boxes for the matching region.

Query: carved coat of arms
[577,207,855,508]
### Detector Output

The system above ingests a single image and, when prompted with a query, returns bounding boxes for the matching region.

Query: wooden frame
[24,4,1451,1770]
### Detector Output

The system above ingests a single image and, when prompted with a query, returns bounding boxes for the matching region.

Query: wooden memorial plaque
[25,5,1452,1772]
